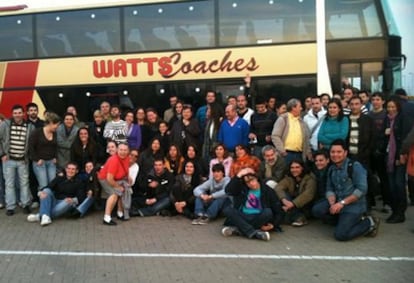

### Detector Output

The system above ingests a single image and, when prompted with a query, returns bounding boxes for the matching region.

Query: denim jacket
[326,158,367,213]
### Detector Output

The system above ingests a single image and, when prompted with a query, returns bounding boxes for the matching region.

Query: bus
[0,0,405,120]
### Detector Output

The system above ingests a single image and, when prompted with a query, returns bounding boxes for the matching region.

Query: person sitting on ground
[221,167,283,241]
[311,149,331,202]
[192,163,230,225]
[229,144,261,177]
[27,162,86,226]
[170,160,201,219]
[312,139,380,241]
[70,161,97,218]
[258,145,286,189]
[274,159,316,227]
[134,158,174,217]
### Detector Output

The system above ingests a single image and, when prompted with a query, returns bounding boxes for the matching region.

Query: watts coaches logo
[92,50,259,79]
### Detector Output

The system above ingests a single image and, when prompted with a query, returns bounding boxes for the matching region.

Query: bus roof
[0,0,182,15]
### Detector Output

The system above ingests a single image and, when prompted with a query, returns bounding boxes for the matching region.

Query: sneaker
[366,216,380,237]
[292,217,308,227]
[191,217,202,225]
[27,213,40,222]
[0,203,4,209]
[198,216,210,225]
[40,215,52,226]
[23,206,31,214]
[222,226,241,237]
[31,202,39,209]
[6,209,14,216]
[254,231,270,241]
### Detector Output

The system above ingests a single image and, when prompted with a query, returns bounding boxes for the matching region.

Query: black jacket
[225,177,283,227]
[44,175,86,202]
[139,169,174,200]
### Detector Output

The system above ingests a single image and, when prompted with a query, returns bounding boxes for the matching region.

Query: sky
[3,0,414,94]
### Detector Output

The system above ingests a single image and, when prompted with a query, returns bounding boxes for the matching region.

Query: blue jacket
[326,158,367,214]
[318,116,349,149]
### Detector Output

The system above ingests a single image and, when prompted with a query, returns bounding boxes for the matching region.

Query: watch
[340,200,346,206]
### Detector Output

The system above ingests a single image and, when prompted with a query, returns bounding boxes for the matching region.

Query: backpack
[329,160,354,181]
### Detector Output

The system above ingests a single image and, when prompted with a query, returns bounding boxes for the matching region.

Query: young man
[103,105,127,144]
[0,105,35,216]
[27,162,86,226]
[221,167,282,241]
[312,139,380,241]
[192,163,230,224]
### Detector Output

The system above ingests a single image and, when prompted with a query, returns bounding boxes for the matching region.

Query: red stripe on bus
[1,61,39,117]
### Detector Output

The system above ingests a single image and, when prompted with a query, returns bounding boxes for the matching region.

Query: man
[100,101,111,122]
[103,105,127,144]
[135,158,174,216]
[303,95,327,152]
[0,105,35,215]
[249,96,277,158]
[163,95,178,123]
[358,90,372,112]
[26,162,85,226]
[394,88,414,138]
[347,96,377,209]
[57,112,79,170]
[217,104,249,152]
[196,90,218,133]
[26,102,44,128]
[311,150,331,201]
[312,139,380,241]
[342,87,368,116]
[192,163,230,224]
[221,167,282,241]
[271,98,311,165]
[258,145,286,189]
[236,93,254,125]
[368,92,390,211]
[26,102,45,208]
[66,105,84,128]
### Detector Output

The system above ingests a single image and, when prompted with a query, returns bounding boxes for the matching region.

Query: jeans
[32,160,56,190]
[223,206,273,238]
[76,196,94,216]
[194,197,227,219]
[139,196,171,216]
[3,159,31,210]
[285,151,303,165]
[39,188,76,218]
[312,199,370,241]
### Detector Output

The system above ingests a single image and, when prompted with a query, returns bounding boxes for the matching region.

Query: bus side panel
[0,61,39,117]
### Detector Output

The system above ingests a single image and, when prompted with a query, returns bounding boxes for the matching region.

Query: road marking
[0,250,413,261]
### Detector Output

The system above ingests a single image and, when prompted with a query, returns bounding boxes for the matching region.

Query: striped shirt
[9,122,28,160]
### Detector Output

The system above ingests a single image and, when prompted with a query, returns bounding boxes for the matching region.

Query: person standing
[271,98,311,165]
[303,95,326,152]
[56,112,79,170]
[0,105,35,215]
[103,105,127,144]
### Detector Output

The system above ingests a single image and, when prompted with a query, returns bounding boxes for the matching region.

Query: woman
[106,140,118,157]
[275,159,316,226]
[124,110,142,151]
[229,144,261,177]
[164,144,185,176]
[29,112,60,191]
[170,104,200,153]
[135,107,150,151]
[202,102,223,160]
[70,127,98,171]
[209,143,233,178]
[98,142,130,225]
[170,160,200,219]
[382,98,407,223]
[185,144,209,182]
[138,137,164,176]
[168,100,184,129]
[318,98,349,149]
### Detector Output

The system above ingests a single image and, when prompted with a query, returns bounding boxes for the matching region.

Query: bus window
[0,15,33,60]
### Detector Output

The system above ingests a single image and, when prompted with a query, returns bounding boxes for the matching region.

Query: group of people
[0,76,413,242]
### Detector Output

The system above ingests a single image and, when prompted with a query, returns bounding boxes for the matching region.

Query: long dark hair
[287,159,309,179]
[326,98,344,122]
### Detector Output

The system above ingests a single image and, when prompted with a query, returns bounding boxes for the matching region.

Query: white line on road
[0,250,413,261]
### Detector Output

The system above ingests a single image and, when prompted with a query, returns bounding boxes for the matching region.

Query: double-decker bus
[0,0,404,120]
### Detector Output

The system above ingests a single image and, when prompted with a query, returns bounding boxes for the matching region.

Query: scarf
[387,113,397,173]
